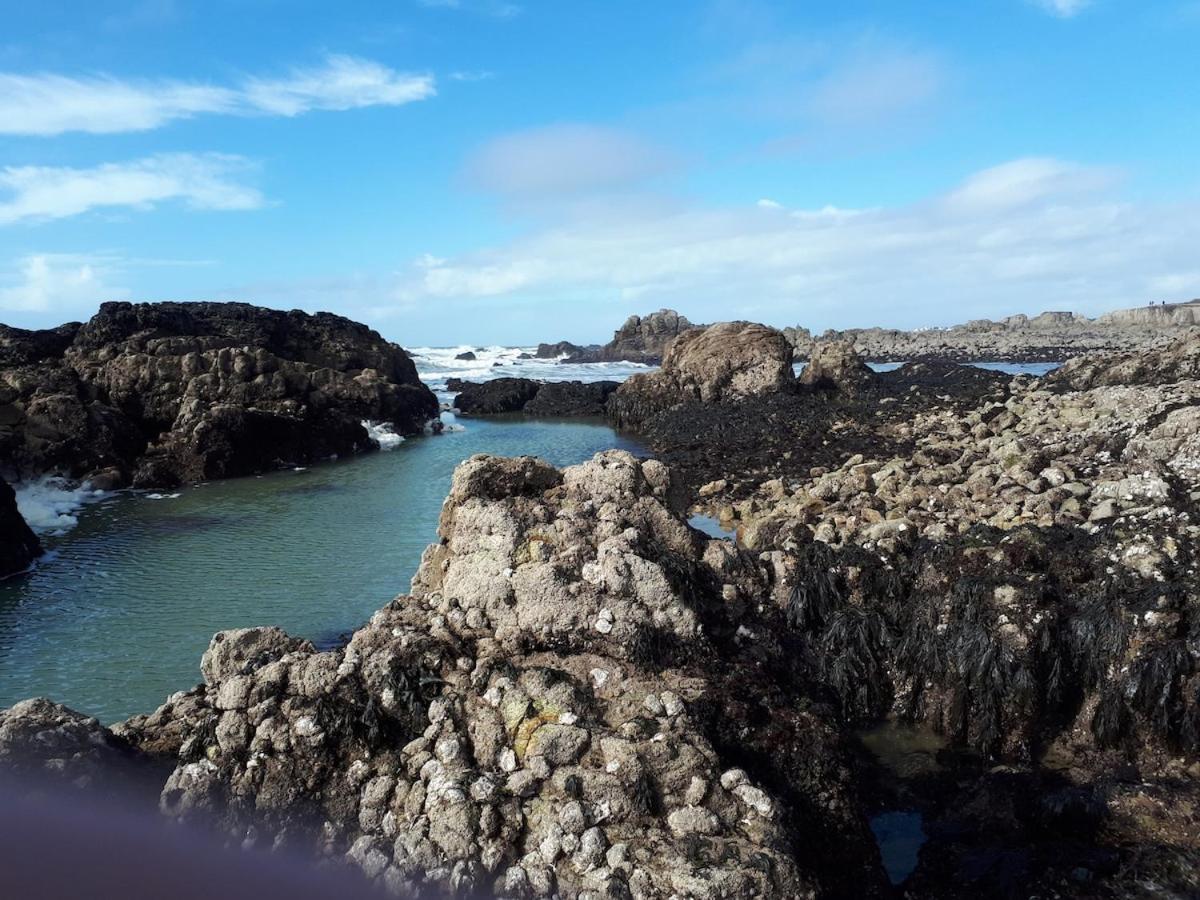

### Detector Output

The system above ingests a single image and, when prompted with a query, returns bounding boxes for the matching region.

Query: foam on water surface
[362,420,405,450]
[13,477,108,535]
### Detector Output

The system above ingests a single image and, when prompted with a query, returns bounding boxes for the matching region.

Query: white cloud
[392,156,1200,328]
[0,153,264,225]
[0,254,129,313]
[944,158,1119,213]
[1032,0,1093,18]
[240,56,434,116]
[0,55,434,136]
[464,124,677,200]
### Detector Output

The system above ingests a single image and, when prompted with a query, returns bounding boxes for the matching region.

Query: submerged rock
[0,476,40,578]
[0,301,439,488]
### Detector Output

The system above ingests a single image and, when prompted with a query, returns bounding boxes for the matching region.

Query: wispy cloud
[463,124,678,201]
[390,156,1200,327]
[0,153,264,225]
[416,0,522,17]
[0,55,435,136]
[944,158,1119,213]
[1031,0,1093,18]
[0,254,129,313]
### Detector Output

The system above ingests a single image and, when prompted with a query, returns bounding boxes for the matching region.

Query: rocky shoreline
[1,312,1198,896]
[783,300,1200,363]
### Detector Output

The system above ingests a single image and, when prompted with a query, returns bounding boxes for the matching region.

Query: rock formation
[608,322,794,430]
[0,302,439,489]
[0,475,40,578]
[551,310,700,365]
[453,379,619,417]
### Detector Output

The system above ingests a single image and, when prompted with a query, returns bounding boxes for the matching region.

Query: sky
[0,0,1198,345]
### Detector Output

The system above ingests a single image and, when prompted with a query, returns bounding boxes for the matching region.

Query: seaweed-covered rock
[452,378,542,414]
[452,379,619,417]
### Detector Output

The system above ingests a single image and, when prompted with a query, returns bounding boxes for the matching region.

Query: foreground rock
[6,451,891,897]
[0,476,40,578]
[608,322,795,430]
[0,302,439,488]
[453,378,619,417]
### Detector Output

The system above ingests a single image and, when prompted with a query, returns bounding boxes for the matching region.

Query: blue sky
[0,0,1198,345]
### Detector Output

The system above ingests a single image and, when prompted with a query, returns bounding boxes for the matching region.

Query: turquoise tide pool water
[0,415,643,723]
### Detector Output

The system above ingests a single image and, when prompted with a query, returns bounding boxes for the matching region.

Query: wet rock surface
[453,378,620,417]
[0,302,439,488]
[0,475,40,578]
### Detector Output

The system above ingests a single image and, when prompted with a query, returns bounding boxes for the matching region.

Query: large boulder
[608,321,795,429]
[0,302,439,488]
[0,476,40,578]
[798,339,876,392]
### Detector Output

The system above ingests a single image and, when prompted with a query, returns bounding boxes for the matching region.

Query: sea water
[0,349,647,723]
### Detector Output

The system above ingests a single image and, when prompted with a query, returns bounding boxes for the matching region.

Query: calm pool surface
[0,415,643,723]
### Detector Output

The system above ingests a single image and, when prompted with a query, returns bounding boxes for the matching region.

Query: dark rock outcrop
[454,351,477,361]
[0,476,40,578]
[523,381,618,417]
[555,309,700,365]
[452,378,619,417]
[0,302,439,488]
[452,377,542,414]
[608,321,795,430]
[534,340,589,359]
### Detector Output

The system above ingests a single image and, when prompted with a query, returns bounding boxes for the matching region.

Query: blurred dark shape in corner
[0,775,473,899]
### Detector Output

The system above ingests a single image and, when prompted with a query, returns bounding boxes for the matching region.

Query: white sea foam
[408,345,654,405]
[13,476,108,535]
[363,420,405,450]
[145,492,182,500]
